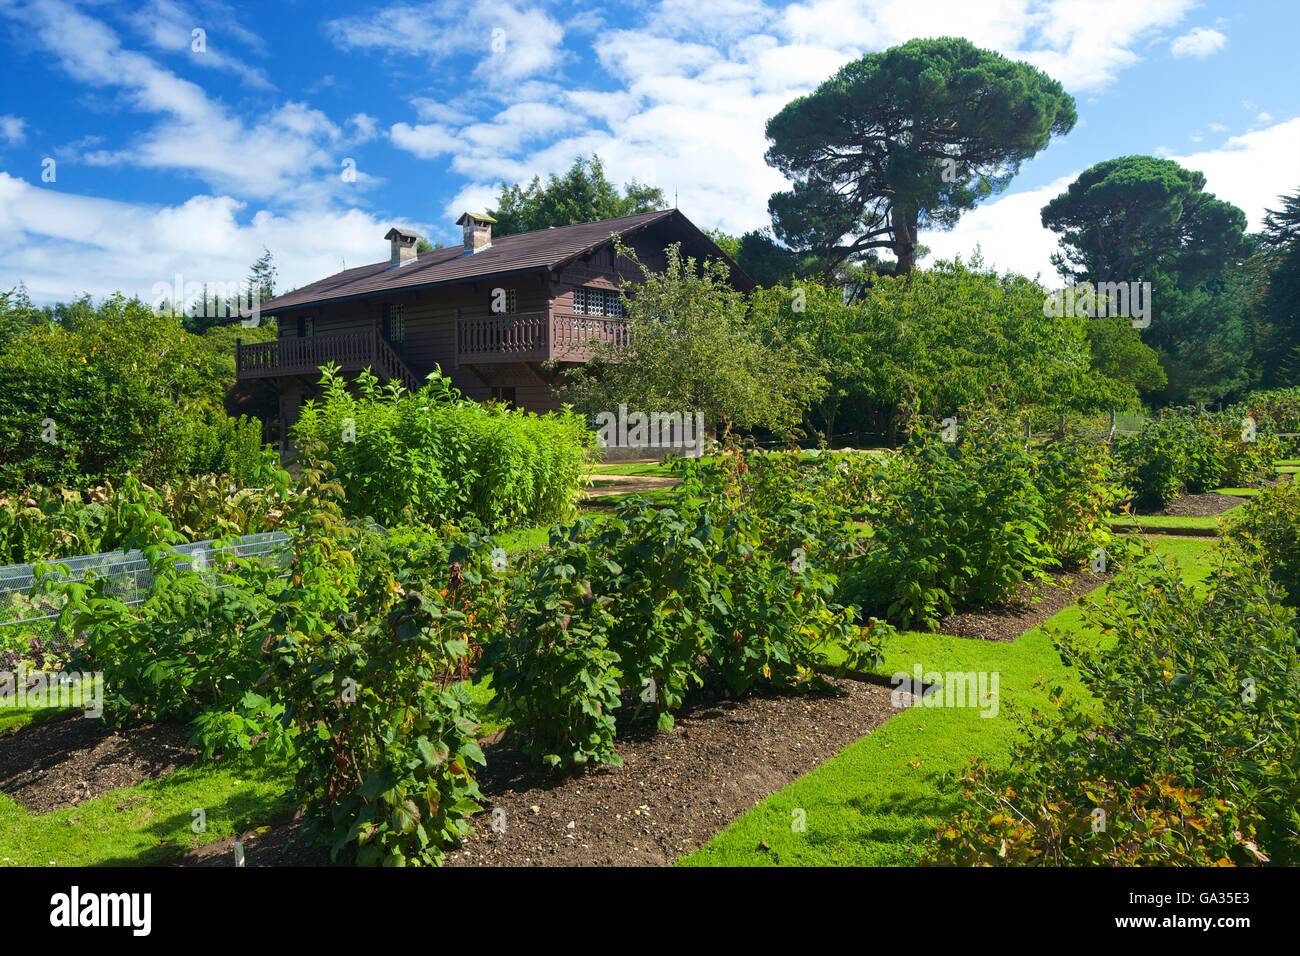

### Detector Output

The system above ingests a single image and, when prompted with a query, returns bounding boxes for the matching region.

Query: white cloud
[129,0,274,89]
[0,114,25,145]
[390,122,459,159]
[324,0,566,87]
[1168,118,1300,228]
[348,113,380,144]
[0,172,418,303]
[428,0,1202,239]
[1171,26,1227,58]
[920,174,1075,281]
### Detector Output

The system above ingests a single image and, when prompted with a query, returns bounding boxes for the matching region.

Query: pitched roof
[259,209,752,314]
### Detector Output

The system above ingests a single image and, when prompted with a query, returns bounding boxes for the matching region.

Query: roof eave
[259,263,554,317]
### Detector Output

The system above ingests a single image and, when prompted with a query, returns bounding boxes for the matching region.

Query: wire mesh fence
[0,531,292,628]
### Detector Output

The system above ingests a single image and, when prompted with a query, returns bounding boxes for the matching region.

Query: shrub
[1036,435,1121,566]
[1225,481,1300,604]
[481,520,623,770]
[45,463,509,866]
[843,409,1055,629]
[0,298,269,489]
[927,545,1299,866]
[484,453,889,768]
[1237,386,1300,456]
[1115,410,1280,508]
[0,455,291,565]
[54,539,284,726]
[293,366,592,532]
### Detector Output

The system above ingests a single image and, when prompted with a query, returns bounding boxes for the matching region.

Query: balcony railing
[457,311,628,363]
[236,329,420,392]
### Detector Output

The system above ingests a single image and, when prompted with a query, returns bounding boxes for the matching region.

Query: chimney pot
[456,211,496,253]
[385,227,419,267]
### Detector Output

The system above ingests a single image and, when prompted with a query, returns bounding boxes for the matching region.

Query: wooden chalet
[235,209,752,452]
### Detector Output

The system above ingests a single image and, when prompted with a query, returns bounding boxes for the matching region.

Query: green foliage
[561,241,825,435]
[485,449,890,770]
[1042,155,1248,287]
[1226,482,1300,605]
[482,519,624,769]
[928,545,1299,865]
[0,295,268,489]
[294,366,592,532]
[246,507,507,866]
[44,463,509,866]
[0,457,291,565]
[1238,386,1300,456]
[749,258,1146,445]
[765,37,1075,275]
[840,410,1115,629]
[1256,191,1300,388]
[53,538,284,726]
[1041,156,1252,405]
[1115,411,1280,508]
[488,155,665,236]
[843,409,1062,628]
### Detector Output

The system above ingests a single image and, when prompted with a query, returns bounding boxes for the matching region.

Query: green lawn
[589,461,678,477]
[1105,513,1227,533]
[0,753,294,867]
[0,676,501,867]
[682,536,1219,867]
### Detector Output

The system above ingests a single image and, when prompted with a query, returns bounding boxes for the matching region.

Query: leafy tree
[183,249,280,334]
[764,37,1076,275]
[0,283,44,349]
[752,257,1142,445]
[0,294,265,488]
[1257,189,1300,386]
[1042,156,1252,403]
[561,241,823,435]
[489,155,666,236]
[1041,155,1247,285]
[247,247,278,302]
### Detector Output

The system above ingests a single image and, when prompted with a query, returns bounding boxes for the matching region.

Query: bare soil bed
[936,569,1109,642]
[1133,492,1247,517]
[446,677,899,867]
[0,714,194,813]
[183,677,902,867]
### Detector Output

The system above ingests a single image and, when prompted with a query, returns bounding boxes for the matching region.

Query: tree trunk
[892,206,918,275]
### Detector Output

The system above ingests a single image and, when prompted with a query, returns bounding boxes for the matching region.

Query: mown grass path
[682,537,1218,867]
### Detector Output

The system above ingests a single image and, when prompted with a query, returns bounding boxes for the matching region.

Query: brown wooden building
[236,209,751,452]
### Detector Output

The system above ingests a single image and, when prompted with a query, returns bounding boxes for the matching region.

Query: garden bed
[446,678,899,867]
[0,714,194,813]
[935,569,1108,642]
[182,677,901,867]
[1133,491,1247,517]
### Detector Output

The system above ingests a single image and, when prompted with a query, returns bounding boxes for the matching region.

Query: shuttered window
[383,303,405,343]
[574,287,624,317]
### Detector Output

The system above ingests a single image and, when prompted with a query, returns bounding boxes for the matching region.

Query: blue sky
[0,0,1297,303]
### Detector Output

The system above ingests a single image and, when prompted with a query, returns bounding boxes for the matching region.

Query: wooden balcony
[457,311,628,364]
[236,330,420,392]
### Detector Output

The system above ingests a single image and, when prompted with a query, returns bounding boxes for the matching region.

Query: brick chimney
[385,227,419,267]
[456,211,496,253]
